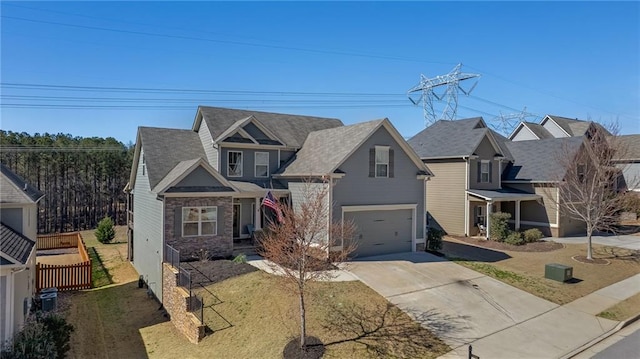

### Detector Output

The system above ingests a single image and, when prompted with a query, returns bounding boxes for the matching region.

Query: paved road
[593,327,640,359]
[347,252,620,359]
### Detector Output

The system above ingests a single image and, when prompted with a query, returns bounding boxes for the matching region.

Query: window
[182,207,217,237]
[480,160,490,183]
[255,152,269,177]
[228,151,243,177]
[375,146,389,177]
[577,164,586,183]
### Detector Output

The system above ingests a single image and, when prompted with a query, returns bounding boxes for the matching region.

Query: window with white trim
[227,151,243,177]
[255,152,269,177]
[480,160,490,183]
[182,207,217,237]
[375,146,389,177]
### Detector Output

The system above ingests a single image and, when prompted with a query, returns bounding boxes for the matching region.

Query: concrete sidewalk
[345,252,640,359]
[545,234,640,250]
[245,255,359,282]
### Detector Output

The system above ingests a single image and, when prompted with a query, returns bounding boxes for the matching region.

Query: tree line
[1,130,133,233]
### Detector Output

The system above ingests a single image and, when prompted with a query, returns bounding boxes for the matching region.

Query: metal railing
[163,243,204,325]
[164,244,180,268]
[188,294,204,324]
[178,265,192,294]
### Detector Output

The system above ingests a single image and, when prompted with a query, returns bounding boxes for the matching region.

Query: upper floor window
[182,206,217,237]
[142,155,146,176]
[375,146,389,177]
[480,160,490,183]
[255,152,269,177]
[228,151,243,177]
[577,164,586,183]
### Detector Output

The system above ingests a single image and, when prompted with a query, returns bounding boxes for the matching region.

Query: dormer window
[228,151,243,177]
[375,146,390,178]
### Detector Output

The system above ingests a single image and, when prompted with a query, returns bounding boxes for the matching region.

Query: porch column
[515,200,521,231]
[486,201,492,240]
[254,197,262,230]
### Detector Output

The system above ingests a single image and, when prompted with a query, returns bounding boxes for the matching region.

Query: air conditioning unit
[40,292,57,312]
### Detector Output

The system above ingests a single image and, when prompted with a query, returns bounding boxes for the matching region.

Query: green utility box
[545,263,573,282]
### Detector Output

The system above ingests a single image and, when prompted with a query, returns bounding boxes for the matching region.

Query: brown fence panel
[36,233,80,250]
[36,261,92,292]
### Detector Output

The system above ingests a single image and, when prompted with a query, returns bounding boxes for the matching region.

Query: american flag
[262,190,283,222]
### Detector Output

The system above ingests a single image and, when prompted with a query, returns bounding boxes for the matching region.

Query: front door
[233,203,241,238]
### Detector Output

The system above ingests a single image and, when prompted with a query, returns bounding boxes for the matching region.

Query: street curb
[561,313,640,358]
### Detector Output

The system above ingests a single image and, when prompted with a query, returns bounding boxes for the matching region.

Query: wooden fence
[36,232,92,292]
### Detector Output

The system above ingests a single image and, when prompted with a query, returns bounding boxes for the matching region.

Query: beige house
[0,163,43,343]
[408,117,587,238]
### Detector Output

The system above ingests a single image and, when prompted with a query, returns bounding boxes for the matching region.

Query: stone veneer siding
[162,263,205,343]
[164,196,233,260]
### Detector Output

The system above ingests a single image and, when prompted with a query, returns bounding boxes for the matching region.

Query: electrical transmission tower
[408,63,480,127]
[490,107,538,136]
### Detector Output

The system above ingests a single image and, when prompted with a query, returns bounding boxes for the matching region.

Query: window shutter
[389,149,395,178]
[476,161,481,183]
[369,148,375,177]
[489,161,493,183]
[175,207,182,237]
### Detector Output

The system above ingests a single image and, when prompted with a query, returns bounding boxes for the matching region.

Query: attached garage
[343,205,416,258]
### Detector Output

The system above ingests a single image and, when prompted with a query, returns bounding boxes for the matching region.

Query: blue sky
[1,1,638,144]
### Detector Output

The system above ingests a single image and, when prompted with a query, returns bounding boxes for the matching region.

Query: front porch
[465,188,541,239]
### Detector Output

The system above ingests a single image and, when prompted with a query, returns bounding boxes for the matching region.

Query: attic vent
[473,122,485,129]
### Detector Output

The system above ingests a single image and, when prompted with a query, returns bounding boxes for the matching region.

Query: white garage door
[345,209,413,258]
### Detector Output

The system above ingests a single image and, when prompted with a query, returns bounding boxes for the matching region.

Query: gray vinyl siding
[0,275,6,342]
[243,123,270,141]
[132,147,164,302]
[0,208,22,233]
[425,161,466,235]
[469,136,500,190]
[289,181,329,243]
[12,269,29,337]
[511,127,539,141]
[619,163,640,191]
[332,127,425,240]
[543,120,569,138]
[198,120,219,171]
[219,147,279,180]
[174,167,225,188]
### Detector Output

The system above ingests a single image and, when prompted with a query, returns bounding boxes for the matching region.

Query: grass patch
[88,247,112,288]
[598,293,640,321]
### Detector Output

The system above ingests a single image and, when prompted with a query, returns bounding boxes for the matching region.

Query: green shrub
[489,212,511,241]
[504,231,525,245]
[232,253,247,264]
[426,227,444,251]
[95,216,115,244]
[523,228,543,243]
[1,312,73,359]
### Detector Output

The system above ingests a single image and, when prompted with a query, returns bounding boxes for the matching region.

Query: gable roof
[278,118,431,177]
[193,106,343,148]
[408,118,506,159]
[503,136,584,182]
[613,134,640,161]
[542,115,612,138]
[0,163,44,204]
[509,122,553,140]
[0,222,35,265]
[152,158,236,194]
[132,127,207,190]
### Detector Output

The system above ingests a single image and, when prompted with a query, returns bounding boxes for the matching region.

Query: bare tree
[256,180,356,352]
[553,127,633,260]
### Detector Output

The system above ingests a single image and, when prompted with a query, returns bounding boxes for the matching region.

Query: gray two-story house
[126,107,431,302]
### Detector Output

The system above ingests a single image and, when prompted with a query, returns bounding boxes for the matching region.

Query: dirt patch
[598,293,640,321]
[572,256,610,265]
[450,235,564,252]
[442,236,640,304]
[283,336,325,359]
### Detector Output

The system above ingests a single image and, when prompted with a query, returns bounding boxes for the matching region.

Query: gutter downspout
[464,156,470,236]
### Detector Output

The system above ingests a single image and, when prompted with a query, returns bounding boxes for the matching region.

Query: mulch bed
[182,260,258,285]
[572,255,610,265]
[283,336,325,359]
[450,236,564,253]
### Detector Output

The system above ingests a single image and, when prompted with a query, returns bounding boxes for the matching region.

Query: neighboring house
[126,106,431,302]
[0,163,44,344]
[612,134,640,192]
[408,117,587,238]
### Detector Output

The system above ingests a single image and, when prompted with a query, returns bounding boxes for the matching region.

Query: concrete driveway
[545,233,640,250]
[347,252,618,359]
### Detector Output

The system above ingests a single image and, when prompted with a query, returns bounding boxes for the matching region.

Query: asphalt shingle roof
[408,118,498,158]
[503,136,584,182]
[0,163,44,203]
[521,122,553,139]
[546,115,611,137]
[138,127,207,190]
[279,119,386,176]
[198,106,343,148]
[614,134,640,161]
[0,223,35,265]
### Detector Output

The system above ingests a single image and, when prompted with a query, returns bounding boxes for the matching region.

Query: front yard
[61,227,449,358]
[441,236,640,305]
